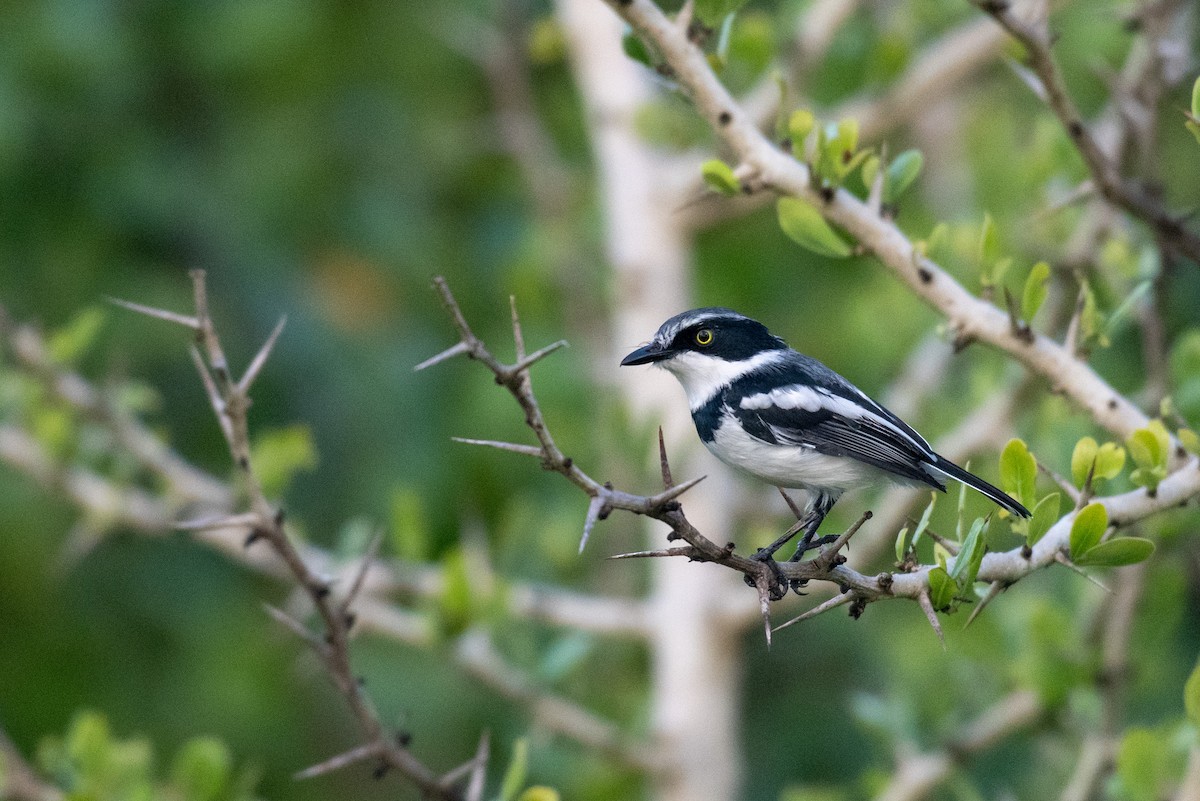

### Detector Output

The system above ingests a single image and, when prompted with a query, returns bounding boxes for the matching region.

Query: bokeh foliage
[2,0,1199,800]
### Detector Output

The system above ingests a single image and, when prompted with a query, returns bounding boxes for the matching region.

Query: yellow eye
[694,328,714,346]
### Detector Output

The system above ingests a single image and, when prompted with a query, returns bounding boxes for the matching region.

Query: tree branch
[972,0,1200,264]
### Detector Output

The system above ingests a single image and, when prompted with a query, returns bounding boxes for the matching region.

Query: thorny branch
[971,0,1200,266]
[116,271,476,801]
[421,277,1200,637]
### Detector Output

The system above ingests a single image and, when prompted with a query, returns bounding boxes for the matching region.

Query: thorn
[607,546,697,560]
[238,315,287,393]
[646,474,706,507]
[450,437,543,458]
[106,297,201,330]
[658,427,673,488]
[294,742,384,780]
[340,531,383,616]
[175,512,259,531]
[414,341,471,372]
[917,590,946,649]
[510,296,526,362]
[1054,553,1112,591]
[813,510,872,571]
[773,591,856,633]
[965,581,1005,628]
[510,339,569,374]
[263,602,319,645]
[579,493,608,554]
[759,582,773,649]
[778,488,805,521]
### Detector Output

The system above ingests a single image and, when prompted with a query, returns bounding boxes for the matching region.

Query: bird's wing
[733,384,943,488]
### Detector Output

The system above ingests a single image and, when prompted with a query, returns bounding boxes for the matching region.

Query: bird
[621,307,1030,566]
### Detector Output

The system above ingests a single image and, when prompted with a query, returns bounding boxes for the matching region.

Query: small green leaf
[1179,428,1200,455]
[1127,429,1160,470]
[1094,442,1126,480]
[1074,536,1155,567]
[1022,261,1051,322]
[928,566,955,611]
[1192,75,1200,119]
[950,517,987,587]
[1026,493,1060,547]
[251,425,318,498]
[1185,660,1200,727]
[1080,280,1109,348]
[694,0,749,25]
[499,739,530,801]
[788,109,815,156]
[438,548,473,636]
[1105,280,1152,337]
[1069,502,1108,559]
[1116,728,1174,801]
[171,738,232,801]
[518,788,561,801]
[895,525,911,563]
[621,32,652,67]
[979,213,1001,269]
[911,492,936,545]
[49,307,108,365]
[861,154,880,187]
[999,438,1037,508]
[776,197,852,258]
[701,159,741,196]
[1071,437,1098,489]
[883,149,923,203]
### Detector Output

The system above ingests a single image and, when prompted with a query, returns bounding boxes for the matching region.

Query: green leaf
[860,154,880,187]
[776,197,852,258]
[1115,727,1178,801]
[1026,493,1060,547]
[701,159,740,196]
[1127,429,1159,469]
[978,212,1001,269]
[1071,437,1098,489]
[1095,442,1126,480]
[1186,660,1200,727]
[1080,280,1109,348]
[950,517,987,587]
[788,109,815,156]
[883,149,923,203]
[694,0,749,25]
[894,525,911,563]
[999,438,1037,508]
[1179,428,1200,455]
[1074,536,1155,567]
[1105,280,1151,336]
[1021,261,1050,322]
[911,492,936,546]
[928,566,955,611]
[48,307,108,365]
[499,738,529,801]
[518,788,561,801]
[1068,503,1108,559]
[1193,75,1200,119]
[621,32,652,67]
[251,424,318,498]
[171,738,232,801]
[438,548,473,636]
[389,486,430,562]
[714,12,735,66]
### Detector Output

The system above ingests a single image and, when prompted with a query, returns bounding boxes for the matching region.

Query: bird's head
[620,308,788,405]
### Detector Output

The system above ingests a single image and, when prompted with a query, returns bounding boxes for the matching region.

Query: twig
[125,271,465,799]
[972,0,1200,264]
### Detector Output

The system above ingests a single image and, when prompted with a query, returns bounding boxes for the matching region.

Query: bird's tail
[928,455,1031,518]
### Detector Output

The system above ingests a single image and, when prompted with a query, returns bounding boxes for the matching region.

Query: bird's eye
[694,328,714,346]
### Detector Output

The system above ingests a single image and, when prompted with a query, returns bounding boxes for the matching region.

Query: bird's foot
[787,533,838,562]
[746,548,788,601]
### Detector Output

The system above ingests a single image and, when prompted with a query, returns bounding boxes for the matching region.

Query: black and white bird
[621,308,1030,562]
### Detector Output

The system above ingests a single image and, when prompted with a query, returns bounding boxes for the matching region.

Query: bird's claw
[747,548,789,601]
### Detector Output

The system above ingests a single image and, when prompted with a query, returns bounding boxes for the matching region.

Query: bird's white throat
[659,349,786,410]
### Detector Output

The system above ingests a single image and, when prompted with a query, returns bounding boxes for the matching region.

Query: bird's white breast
[707,411,892,494]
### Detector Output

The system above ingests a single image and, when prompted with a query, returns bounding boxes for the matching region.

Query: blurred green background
[2,0,1199,799]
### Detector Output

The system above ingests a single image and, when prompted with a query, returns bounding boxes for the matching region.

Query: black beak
[621,342,671,366]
